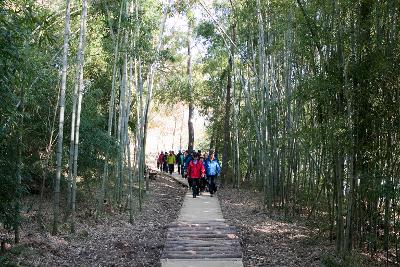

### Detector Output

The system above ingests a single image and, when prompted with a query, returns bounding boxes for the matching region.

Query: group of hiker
[156,149,221,198]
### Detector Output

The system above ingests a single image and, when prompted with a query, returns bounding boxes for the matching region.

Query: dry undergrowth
[1,174,186,267]
[218,186,382,267]
[2,177,390,267]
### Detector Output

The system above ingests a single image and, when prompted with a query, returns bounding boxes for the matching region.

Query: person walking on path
[187,153,205,198]
[199,154,207,193]
[186,152,205,198]
[204,150,221,196]
[163,152,168,172]
[158,151,165,172]
[179,151,185,176]
[176,150,183,174]
[167,150,176,174]
[183,150,193,181]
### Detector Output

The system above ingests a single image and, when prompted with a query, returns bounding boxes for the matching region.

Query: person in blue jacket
[203,149,221,196]
[183,150,193,185]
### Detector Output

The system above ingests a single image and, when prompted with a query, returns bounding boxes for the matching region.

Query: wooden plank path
[161,173,243,267]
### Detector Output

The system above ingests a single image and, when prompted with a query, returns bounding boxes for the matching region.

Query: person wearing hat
[186,152,205,198]
[204,149,220,196]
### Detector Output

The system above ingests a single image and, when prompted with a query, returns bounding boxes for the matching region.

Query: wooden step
[161,220,242,260]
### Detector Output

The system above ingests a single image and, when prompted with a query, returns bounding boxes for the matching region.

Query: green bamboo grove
[198,0,400,260]
[1,0,400,264]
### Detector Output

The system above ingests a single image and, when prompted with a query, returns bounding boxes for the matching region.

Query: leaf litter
[1,174,186,266]
[2,176,385,266]
[218,186,380,267]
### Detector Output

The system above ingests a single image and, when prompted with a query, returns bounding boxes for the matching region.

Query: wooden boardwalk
[161,173,243,267]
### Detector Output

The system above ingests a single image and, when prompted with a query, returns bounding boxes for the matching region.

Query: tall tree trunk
[256,0,271,208]
[98,0,124,213]
[135,57,144,211]
[131,0,143,212]
[133,0,169,199]
[126,0,135,223]
[335,153,344,252]
[172,115,177,150]
[71,0,87,233]
[187,14,194,152]
[127,134,133,222]
[228,0,239,190]
[53,0,71,235]
[117,31,128,207]
[67,0,88,214]
[221,14,236,185]
[15,91,24,243]
[66,79,77,215]
[140,1,168,193]
[180,108,184,150]
[221,55,232,185]
[343,4,356,251]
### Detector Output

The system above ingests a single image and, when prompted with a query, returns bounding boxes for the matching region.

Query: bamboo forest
[1,0,400,266]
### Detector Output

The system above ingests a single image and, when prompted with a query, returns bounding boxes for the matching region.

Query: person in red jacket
[186,152,205,198]
[157,151,164,172]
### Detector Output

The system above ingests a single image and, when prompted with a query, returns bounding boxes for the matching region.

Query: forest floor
[219,186,384,267]
[0,173,186,267]
[0,174,391,266]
